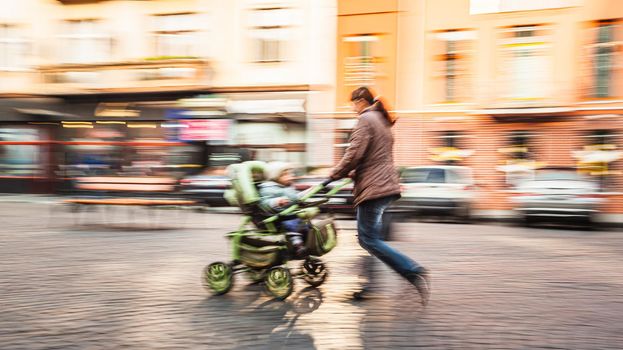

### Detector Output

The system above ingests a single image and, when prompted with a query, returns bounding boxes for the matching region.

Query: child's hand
[277,198,291,207]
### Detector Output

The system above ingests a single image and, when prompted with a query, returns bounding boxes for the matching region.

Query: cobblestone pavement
[1,202,622,349]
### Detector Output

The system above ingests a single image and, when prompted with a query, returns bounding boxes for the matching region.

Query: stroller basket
[307,219,338,256]
[238,235,285,268]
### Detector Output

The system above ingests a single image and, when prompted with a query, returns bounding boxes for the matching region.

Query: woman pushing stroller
[329,86,431,305]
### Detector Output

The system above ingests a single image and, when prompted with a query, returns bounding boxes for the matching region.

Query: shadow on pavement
[192,286,323,349]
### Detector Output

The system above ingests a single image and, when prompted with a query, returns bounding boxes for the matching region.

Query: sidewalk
[1,203,622,349]
[1,193,622,226]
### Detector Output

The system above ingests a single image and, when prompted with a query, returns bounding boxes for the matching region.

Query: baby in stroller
[203,160,345,299]
[258,162,309,258]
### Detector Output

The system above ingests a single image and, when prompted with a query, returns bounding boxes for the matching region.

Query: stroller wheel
[302,257,328,287]
[264,266,293,300]
[203,262,234,295]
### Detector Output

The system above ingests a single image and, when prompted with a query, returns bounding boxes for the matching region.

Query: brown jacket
[330,109,401,206]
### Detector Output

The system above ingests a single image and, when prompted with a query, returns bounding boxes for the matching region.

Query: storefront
[0,94,203,193]
[0,88,313,193]
[0,98,60,193]
[175,92,309,167]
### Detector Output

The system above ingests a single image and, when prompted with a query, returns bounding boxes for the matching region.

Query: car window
[402,168,446,183]
[446,168,472,184]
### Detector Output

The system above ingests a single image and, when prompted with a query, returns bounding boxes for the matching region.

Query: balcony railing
[38,58,212,94]
[57,0,109,4]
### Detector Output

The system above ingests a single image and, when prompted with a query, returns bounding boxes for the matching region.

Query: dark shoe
[352,288,371,301]
[409,268,431,306]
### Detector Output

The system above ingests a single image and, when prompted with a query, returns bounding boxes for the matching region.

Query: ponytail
[371,97,397,126]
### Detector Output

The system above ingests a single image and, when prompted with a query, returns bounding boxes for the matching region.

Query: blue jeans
[281,218,306,246]
[357,195,423,282]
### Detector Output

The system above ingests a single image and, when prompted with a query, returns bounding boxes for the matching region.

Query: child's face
[277,169,294,186]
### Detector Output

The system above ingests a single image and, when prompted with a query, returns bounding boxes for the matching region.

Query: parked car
[511,167,602,225]
[179,167,231,207]
[293,168,355,215]
[396,165,476,220]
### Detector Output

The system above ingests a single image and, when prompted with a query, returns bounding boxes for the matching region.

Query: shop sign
[178,119,231,141]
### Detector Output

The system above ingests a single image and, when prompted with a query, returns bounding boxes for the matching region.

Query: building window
[587,129,613,146]
[343,35,378,88]
[248,7,294,63]
[507,131,532,160]
[499,25,551,102]
[60,19,111,63]
[0,24,29,70]
[152,13,198,58]
[595,23,614,97]
[429,131,474,164]
[0,128,42,177]
[440,131,461,165]
[442,131,460,148]
[431,30,475,103]
[575,130,621,190]
[585,20,622,98]
[498,131,538,187]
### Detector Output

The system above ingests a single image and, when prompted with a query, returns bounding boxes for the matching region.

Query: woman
[329,87,430,305]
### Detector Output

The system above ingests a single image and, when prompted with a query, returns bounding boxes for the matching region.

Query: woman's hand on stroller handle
[321,178,334,187]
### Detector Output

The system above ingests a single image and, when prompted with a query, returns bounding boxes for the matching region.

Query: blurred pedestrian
[329,86,430,305]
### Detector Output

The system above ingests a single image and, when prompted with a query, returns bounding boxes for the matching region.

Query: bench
[62,176,196,227]
[69,176,178,195]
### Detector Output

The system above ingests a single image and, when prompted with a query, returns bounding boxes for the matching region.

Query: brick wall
[325,112,622,214]
[390,113,623,214]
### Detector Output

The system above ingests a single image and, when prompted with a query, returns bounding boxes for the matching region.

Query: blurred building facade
[0,0,336,192]
[330,0,623,220]
[1,0,621,221]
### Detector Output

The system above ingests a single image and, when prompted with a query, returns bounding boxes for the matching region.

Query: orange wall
[337,10,398,109]
[338,0,398,16]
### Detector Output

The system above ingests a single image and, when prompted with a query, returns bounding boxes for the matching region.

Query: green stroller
[201,161,348,300]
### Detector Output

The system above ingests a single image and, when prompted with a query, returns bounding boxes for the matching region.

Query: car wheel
[582,214,597,231]
[456,206,471,224]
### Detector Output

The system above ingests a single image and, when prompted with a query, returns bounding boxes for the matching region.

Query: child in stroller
[202,161,348,300]
[258,161,310,258]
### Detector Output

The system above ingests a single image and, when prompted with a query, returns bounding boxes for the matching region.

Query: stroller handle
[261,178,353,225]
[321,178,334,187]
[298,178,352,202]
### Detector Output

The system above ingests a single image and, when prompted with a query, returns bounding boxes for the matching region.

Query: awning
[0,98,66,122]
[14,102,168,121]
